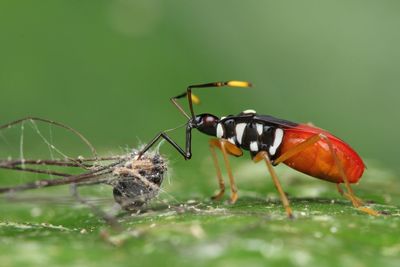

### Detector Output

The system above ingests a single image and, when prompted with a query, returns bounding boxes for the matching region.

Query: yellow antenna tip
[226,80,252,88]
[191,93,201,104]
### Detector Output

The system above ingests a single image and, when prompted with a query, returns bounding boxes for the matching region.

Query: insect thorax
[216,110,285,159]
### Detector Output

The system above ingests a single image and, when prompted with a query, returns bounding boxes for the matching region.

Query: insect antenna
[172,81,252,120]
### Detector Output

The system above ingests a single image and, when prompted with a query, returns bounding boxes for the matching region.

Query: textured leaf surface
[1,160,399,267]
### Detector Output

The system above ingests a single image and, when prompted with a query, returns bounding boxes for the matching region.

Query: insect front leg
[208,139,225,201]
[138,124,193,160]
[208,139,242,204]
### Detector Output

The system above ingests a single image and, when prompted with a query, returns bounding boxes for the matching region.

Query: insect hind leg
[336,183,363,207]
[318,135,379,215]
[273,133,378,216]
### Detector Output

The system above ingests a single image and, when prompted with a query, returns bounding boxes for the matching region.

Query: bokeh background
[1,2,400,267]
[1,1,400,173]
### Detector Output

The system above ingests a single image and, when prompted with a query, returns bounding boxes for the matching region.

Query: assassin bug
[139,81,378,217]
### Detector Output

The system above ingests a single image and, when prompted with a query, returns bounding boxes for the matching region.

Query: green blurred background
[1,2,400,267]
[1,0,399,171]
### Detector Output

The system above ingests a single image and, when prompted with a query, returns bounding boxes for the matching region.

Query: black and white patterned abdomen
[216,110,285,159]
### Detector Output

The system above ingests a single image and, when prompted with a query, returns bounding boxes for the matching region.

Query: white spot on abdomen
[250,141,258,152]
[269,128,284,155]
[235,123,246,144]
[217,123,224,138]
[256,123,263,135]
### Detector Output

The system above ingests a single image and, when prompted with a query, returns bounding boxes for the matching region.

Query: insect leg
[253,151,293,218]
[0,117,98,159]
[208,139,243,204]
[335,183,363,208]
[0,165,72,177]
[272,133,378,216]
[320,135,379,216]
[272,134,322,165]
[221,141,238,204]
[138,124,193,160]
[0,155,122,178]
[0,159,94,168]
[0,156,120,176]
[208,139,226,200]
[0,162,119,194]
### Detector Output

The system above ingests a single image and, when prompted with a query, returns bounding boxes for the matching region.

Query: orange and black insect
[139,81,377,217]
